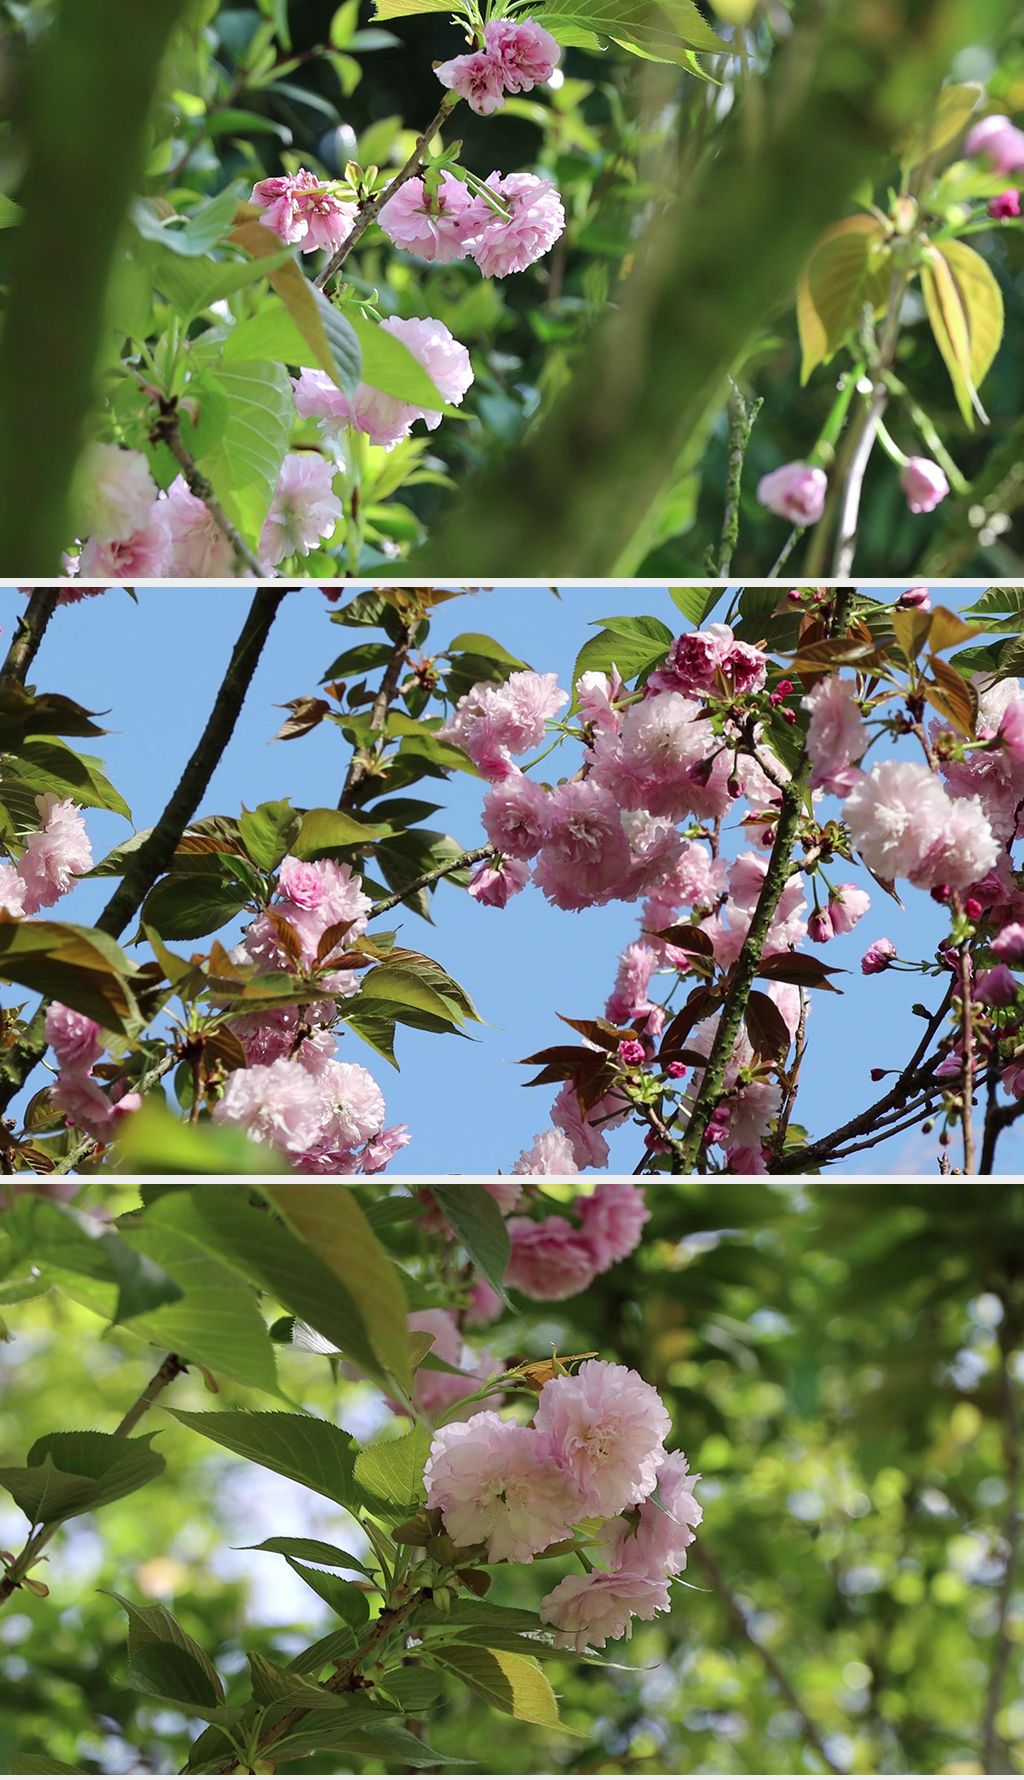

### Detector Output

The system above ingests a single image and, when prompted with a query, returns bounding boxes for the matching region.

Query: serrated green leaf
[168,1409,361,1511]
[429,1185,510,1299]
[0,1432,164,1527]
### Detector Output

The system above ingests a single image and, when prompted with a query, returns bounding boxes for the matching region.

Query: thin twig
[151,404,263,576]
[338,617,418,810]
[0,1353,185,1607]
[314,97,458,290]
[369,844,491,917]
[694,1544,844,1774]
[718,383,761,577]
[0,591,59,686]
[980,1094,1024,1174]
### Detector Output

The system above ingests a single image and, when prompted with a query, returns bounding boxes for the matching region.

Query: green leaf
[358,964,464,1027]
[132,186,241,257]
[572,614,674,689]
[921,239,1003,428]
[123,1641,224,1710]
[241,1536,374,1575]
[0,1432,164,1527]
[106,1593,224,1701]
[370,0,458,15]
[227,224,362,398]
[536,0,727,61]
[796,216,891,383]
[195,359,295,540]
[4,737,131,819]
[141,870,252,940]
[5,1200,182,1325]
[434,1645,564,1728]
[353,1425,431,1515]
[147,1186,403,1391]
[147,243,294,322]
[667,587,722,627]
[112,1102,280,1175]
[167,1409,361,1511]
[429,1185,510,1299]
[248,1651,341,1710]
[292,806,392,857]
[286,1558,371,1623]
[0,919,139,1033]
[902,81,984,166]
[261,1184,412,1391]
[239,799,301,870]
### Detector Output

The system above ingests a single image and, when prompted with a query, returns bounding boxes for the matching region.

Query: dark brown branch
[981,1094,1024,1175]
[338,616,418,810]
[369,844,491,917]
[0,591,59,685]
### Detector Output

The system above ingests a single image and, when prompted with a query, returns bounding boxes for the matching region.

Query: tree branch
[0,590,289,1117]
[694,1543,844,1774]
[0,591,59,686]
[369,844,491,917]
[151,405,263,576]
[313,98,459,291]
[717,383,761,577]
[981,1319,1022,1772]
[338,616,419,810]
[0,1352,185,1607]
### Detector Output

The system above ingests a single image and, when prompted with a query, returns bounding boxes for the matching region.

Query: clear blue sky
[4,582,1016,1176]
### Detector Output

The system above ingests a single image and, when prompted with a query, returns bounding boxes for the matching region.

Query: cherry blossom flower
[539,1569,671,1651]
[251,169,356,252]
[378,173,474,261]
[900,457,949,515]
[19,795,94,913]
[505,1215,598,1301]
[463,172,566,277]
[45,1004,102,1071]
[757,461,827,524]
[424,1412,581,1561]
[533,1359,671,1517]
[75,444,158,544]
[260,454,342,566]
[483,18,560,91]
[163,478,238,577]
[435,48,507,115]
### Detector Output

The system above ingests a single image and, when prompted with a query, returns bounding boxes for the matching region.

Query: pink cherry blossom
[649,624,766,698]
[163,477,238,577]
[441,672,568,777]
[409,1310,496,1419]
[277,856,325,911]
[505,1215,598,1301]
[310,1058,386,1152]
[579,1182,650,1269]
[605,941,660,1027]
[463,172,566,277]
[260,453,342,566]
[424,1412,581,1561]
[510,1125,578,1174]
[598,1450,702,1578]
[590,692,731,823]
[757,461,827,524]
[576,669,624,734]
[76,444,157,544]
[51,1069,121,1141]
[966,114,1024,175]
[533,781,632,909]
[990,189,1022,219]
[45,1003,102,1070]
[900,457,949,515]
[533,1359,671,1517]
[898,586,932,610]
[845,760,997,890]
[539,1569,671,1651]
[467,858,530,906]
[976,964,1018,1006]
[861,937,896,975]
[363,1123,411,1172]
[482,773,550,858]
[80,506,171,578]
[483,17,560,91]
[803,675,867,797]
[827,883,870,934]
[378,172,474,261]
[435,48,507,115]
[0,863,26,918]
[994,922,1024,963]
[19,795,94,913]
[465,1277,503,1327]
[212,1057,325,1156]
[251,169,357,252]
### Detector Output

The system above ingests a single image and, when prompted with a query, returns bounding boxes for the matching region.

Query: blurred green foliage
[0,1175,1021,1774]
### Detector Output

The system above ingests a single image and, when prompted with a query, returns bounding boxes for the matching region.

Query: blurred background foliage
[1,0,1023,572]
[1,1176,1022,1775]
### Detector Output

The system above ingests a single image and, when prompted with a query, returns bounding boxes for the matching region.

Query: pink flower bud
[666,1061,688,1079]
[898,586,931,610]
[757,462,828,525]
[467,858,529,907]
[965,897,984,921]
[900,457,949,515]
[989,188,1022,219]
[807,907,834,944]
[861,937,897,975]
[994,922,1024,963]
[618,1038,646,1066]
[966,115,1024,176]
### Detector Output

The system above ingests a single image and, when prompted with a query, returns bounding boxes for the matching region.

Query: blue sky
[3,581,1016,1176]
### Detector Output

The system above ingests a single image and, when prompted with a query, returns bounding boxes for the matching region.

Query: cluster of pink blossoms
[294,315,474,452]
[70,444,343,577]
[211,854,408,1173]
[46,1003,142,1142]
[251,170,356,253]
[436,17,559,116]
[380,169,565,278]
[424,1359,700,1650]
[0,793,93,919]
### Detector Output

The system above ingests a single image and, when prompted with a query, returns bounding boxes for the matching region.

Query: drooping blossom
[467,858,530,907]
[45,1003,102,1071]
[510,1126,578,1174]
[900,457,949,515]
[505,1214,598,1301]
[827,883,870,935]
[295,318,473,452]
[757,461,827,525]
[598,1451,703,1578]
[260,454,342,566]
[0,864,26,919]
[579,1181,650,1269]
[990,189,1022,219]
[533,1359,670,1517]
[966,114,1024,175]
[539,1569,671,1651]
[435,48,507,115]
[483,18,559,91]
[463,173,566,278]
[163,477,239,577]
[649,624,767,698]
[482,772,550,858]
[424,1412,581,1560]
[251,169,356,252]
[994,922,1024,963]
[861,937,897,975]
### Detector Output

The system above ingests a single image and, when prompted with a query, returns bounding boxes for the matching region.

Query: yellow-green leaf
[921,240,1003,428]
[436,1646,564,1729]
[797,216,891,383]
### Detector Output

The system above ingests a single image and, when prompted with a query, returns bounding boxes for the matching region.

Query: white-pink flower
[310,1058,385,1153]
[757,461,827,525]
[260,453,342,565]
[539,1569,670,1651]
[80,506,171,578]
[19,795,93,913]
[163,477,238,577]
[966,114,1024,175]
[435,48,507,115]
[900,457,949,515]
[409,1310,496,1419]
[0,863,26,919]
[441,671,567,777]
[378,172,474,262]
[424,1411,580,1561]
[484,17,559,90]
[803,676,867,797]
[533,781,632,910]
[75,444,158,545]
[463,172,566,278]
[598,1450,702,1580]
[45,1003,102,1071]
[467,858,530,907]
[845,760,997,890]
[212,1058,325,1156]
[533,1358,670,1517]
[579,1182,650,1270]
[510,1125,578,1174]
[482,772,550,858]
